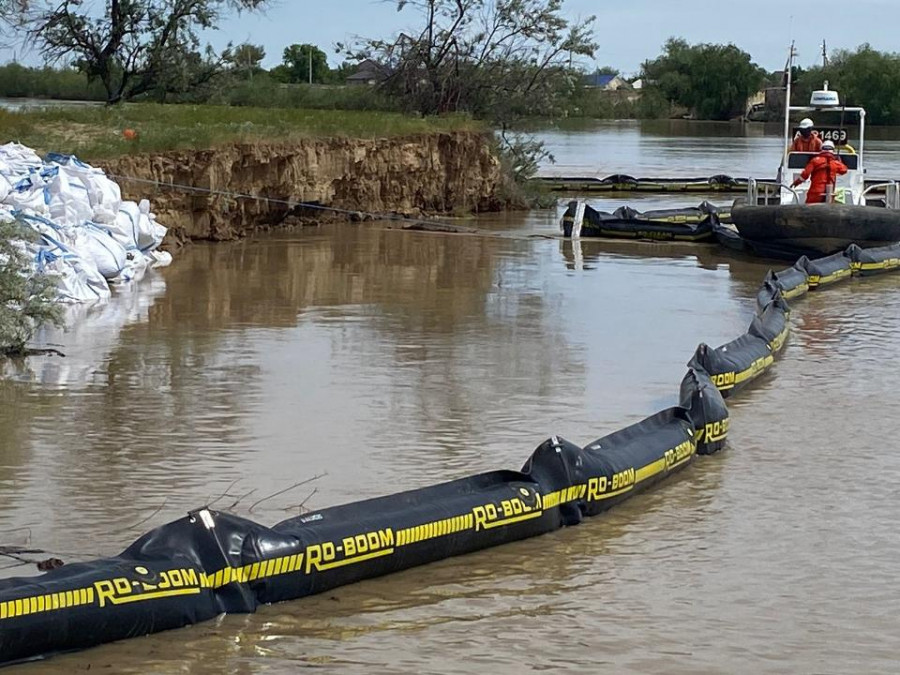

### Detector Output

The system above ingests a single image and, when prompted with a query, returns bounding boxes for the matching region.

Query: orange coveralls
[791,132,823,153]
[796,152,848,203]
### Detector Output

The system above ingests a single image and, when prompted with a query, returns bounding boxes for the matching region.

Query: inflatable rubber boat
[731,203,900,259]
[732,67,900,260]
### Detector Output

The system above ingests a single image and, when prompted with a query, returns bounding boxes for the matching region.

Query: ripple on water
[3,216,900,672]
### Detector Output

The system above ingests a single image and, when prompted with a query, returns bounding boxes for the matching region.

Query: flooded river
[2,123,900,672]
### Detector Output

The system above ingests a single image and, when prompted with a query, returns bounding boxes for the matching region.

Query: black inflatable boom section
[1,243,896,665]
[560,200,728,241]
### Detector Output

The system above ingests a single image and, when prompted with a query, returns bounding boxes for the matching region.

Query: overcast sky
[4,0,896,74]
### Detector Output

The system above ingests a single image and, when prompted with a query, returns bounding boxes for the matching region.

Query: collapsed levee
[96,133,506,244]
[1,240,898,665]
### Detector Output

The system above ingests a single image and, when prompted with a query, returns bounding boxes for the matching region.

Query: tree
[147,44,223,102]
[349,0,596,122]
[279,43,329,84]
[329,60,358,84]
[831,46,900,125]
[0,0,29,40]
[795,45,900,125]
[642,39,766,120]
[0,219,63,356]
[223,42,265,79]
[0,0,29,23]
[20,0,268,104]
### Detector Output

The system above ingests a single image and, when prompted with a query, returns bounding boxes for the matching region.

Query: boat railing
[886,183,900,209]
[780,184,802,205]
[745,178,757,204]
[746,178,785,206]
[862,182,900,209]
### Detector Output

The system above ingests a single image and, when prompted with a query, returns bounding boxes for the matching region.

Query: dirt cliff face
[98,132,504,244]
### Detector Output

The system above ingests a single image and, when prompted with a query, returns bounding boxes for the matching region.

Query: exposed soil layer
[97,132,504,245]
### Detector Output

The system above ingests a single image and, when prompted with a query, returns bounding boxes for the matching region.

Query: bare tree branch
[248,473,327,514]
[351,0,596,122]
[20,0,268,103]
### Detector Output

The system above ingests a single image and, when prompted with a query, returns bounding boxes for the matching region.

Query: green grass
[0,103,484,160]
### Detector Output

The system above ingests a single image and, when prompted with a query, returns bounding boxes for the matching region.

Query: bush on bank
[0,63,107,102]
[0,218,63,356]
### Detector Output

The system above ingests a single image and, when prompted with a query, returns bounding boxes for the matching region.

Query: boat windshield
[786,152,859,170]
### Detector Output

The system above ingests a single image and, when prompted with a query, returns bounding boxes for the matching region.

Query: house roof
[347,59,386,82]
[583,73,617,87]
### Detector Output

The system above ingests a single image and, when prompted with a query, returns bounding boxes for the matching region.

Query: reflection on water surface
[3,126,900,673]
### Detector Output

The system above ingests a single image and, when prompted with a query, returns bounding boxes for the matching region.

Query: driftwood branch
[248,474,326,514]
[282,487,319,513]
[108,499,168,535]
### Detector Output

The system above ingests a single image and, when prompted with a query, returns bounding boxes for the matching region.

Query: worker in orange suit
[791,140,848,203]
[791,118,823,152]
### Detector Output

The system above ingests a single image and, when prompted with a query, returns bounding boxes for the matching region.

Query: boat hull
[732,204,900,259]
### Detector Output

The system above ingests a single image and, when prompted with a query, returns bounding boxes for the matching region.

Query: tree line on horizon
[2,1,900,125]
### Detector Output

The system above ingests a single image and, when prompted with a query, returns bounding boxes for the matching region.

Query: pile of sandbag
[0,142,172,303]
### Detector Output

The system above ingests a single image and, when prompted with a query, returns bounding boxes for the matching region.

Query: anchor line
[105,173,473,231]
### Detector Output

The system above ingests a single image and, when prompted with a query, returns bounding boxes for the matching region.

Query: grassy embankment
[1,103,483,160]
[0,64,402,111]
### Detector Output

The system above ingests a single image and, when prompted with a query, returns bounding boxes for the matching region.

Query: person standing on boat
[836,137,856,154]
[791,118,823,152]
[791,140,848,203]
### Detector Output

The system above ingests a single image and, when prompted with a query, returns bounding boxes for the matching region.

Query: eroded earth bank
[98,132,506,244]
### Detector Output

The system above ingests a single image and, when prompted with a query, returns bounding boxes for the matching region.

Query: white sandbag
[67,224,128,279]
[147,249,173,268]
[115,201,142,249]
[3,174,51,215]
[16,211,65,245]
[110,205,142,251]
[0,142,43,173]
[46,153,122,224]
[18,213,113,301]
[111,250,150,284]
[118,199,167,252]
[90,180,123,224]
[1,144,45,211]
[24,213,127,279]
[34,246,111,303]
[139,212,167,253]
[44,166,94,227]
[3,144,172,307]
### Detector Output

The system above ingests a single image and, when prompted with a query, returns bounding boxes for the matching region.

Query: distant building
[631,79,644,90]
[347,59,387,86]
[582,73,632,91]
[745,86,786,122]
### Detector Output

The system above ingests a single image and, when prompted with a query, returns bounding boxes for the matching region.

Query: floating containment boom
[3,240,899,665]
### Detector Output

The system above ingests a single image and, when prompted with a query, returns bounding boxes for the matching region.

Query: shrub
[0,219,64,356]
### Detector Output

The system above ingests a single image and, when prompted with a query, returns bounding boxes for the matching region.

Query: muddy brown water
[2,126,900,672]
